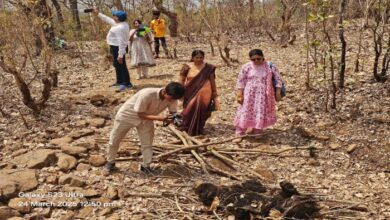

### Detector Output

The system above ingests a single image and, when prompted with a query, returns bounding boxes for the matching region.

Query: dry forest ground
[0,28,389,220]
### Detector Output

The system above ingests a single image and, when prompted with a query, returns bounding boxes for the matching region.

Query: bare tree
[354,0,375,72]
[371,0,390,82]
[279,0,299,47]
[51,0,64,28]
[70,0,81,30]
[153,0,179,37]
[113,0,124,10]
[338,0,347,88]
[0,2,56,114]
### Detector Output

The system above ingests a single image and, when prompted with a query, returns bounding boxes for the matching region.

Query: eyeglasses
[251,58,264,61]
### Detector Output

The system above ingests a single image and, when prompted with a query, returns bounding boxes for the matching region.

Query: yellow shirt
[150,18,166,38]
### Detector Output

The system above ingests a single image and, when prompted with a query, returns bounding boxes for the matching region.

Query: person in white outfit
[92,9,132,91]
[129,20,156,80]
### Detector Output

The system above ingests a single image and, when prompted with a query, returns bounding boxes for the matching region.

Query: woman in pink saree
[234,49,282,135]
[179,50,219,136]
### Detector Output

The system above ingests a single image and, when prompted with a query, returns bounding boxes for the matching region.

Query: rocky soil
[0,30,389,220]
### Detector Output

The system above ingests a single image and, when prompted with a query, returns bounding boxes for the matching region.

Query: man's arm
[137,113,166,121]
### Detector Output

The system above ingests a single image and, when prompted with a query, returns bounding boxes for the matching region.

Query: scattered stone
[130,215,145,220]
[82,189,101,198]
[347,144,358,154]
[105,186,118,200]
[0,206,21,220]
[13,149,57,169]
[107,213,120,220]
[75,207,93,219]
[45,176,58,184]
[90,94,108,107]
[93,110,111,119]
[75,139,98,150]
[88,118,106,128]
[8,198,31,213]
[46,127,61,134]
[33,207,52,218]
[61,145,88,155]
[70,129,95,139]
[98,208,113,216]
[56,153,77,172]
[76,120,88,127]
[254,165,276,182]
[89,155,106,167]
[59,174,85,187]
[61,210,75,220]
[76,163,91,172]
[329,143,340,150]
[307,158,321,166]
[50,136,73,146]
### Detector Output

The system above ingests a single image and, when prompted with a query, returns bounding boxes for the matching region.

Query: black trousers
[110,45,131,86]
[154,37,168,56]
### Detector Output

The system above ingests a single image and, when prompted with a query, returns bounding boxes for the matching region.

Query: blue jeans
[110,45,131,86]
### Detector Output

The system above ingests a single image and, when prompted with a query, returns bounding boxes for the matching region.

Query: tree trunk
[338,0,347,89]
[51,0,64,27]
[153,0,179,37]
[248,0,254,23]
[304,3,310,88]
[113,0,124,11]
[70,0,81,30]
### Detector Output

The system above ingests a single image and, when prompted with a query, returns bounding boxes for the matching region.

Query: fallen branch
[210,149,267,182]
[216,146,323,155]
[168,126,210,175]
[157,133,260,159]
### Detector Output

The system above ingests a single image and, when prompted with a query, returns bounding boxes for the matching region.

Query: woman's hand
[236,89,244,105]
[214,98,220,111]
[275,88,282,102]
[237,96,244,105]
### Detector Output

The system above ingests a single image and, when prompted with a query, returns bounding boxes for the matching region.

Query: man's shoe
[140,165,154,175]
[110,83,120,87]
[103,162,116,176]
[125,84,134,89]
[117,85,128,92]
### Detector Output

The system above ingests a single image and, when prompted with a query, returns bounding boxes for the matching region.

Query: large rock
[0,169,38,200]
[89,155,106,167]
[61,145,88,156]
[0,206,21,220]
[76,163,91,172]
[105,186,118,200]
[13,149,57,169]
[0,179,18,199]
[87,118,106,128]
[58,174,85,187]
[56,153,77,172]
[70,129,95,139]
[50,136,73,146]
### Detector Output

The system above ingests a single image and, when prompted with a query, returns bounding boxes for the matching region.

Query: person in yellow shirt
[150,10,169,58]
